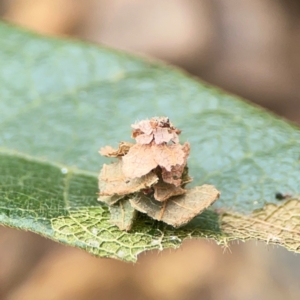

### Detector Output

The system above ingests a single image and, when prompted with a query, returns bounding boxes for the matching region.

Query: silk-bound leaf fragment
[153,181,186,202]
[109,198,138,231]
[151,143,186,172]
[99,160,158,196]
[122,144,158,178]
[99,142,133,157]
[130,185,220,227]
[98,194,124,206]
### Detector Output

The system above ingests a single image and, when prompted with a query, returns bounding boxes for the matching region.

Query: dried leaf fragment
[135,133,153,145]
[153,127,174,144]
[132,119,153,135]
[153,181,186,201]
[109,198,137,231]
[161,142,190,186]
[99,160,158,196]
[99,142,133,157]
[151,143,186,172]
[99,145,116,157]
[98,194,124,206]
[122,142,188,178]
[131,117,181,145]
[130,185,220,227]
[122,144,157,178]
[181,166,193,185]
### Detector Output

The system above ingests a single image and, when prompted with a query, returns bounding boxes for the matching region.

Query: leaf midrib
[0,148,98,178]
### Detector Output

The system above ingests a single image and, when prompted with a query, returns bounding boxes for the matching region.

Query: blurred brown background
[1,1,300,299]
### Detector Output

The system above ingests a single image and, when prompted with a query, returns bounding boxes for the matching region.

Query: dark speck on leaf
[275,192,291,200]
[275,193,284,200]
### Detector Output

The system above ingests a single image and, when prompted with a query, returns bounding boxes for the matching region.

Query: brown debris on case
[98,117,220,230]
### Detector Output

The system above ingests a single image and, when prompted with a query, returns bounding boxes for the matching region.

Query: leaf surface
[1,23,300,261]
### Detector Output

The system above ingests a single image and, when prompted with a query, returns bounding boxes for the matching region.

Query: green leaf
[1,23,300,262]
